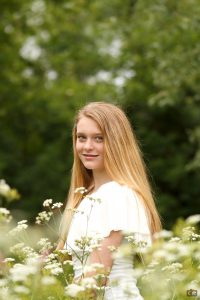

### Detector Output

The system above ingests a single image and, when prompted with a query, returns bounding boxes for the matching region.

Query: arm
[85,230,123,285]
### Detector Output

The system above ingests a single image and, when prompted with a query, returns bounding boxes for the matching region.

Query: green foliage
[0,0,200,225]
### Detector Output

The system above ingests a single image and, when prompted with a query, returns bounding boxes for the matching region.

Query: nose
[83,138,93,151]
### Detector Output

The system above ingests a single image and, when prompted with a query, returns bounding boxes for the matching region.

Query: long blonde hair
[58,102,162,247]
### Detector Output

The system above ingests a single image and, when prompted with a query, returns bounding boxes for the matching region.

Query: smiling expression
[76,117,105,172]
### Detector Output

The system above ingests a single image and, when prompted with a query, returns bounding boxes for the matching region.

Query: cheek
[75,141,82,155]
[98,144,104,155]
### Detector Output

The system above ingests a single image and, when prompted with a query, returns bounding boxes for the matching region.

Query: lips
[83,154,98,157]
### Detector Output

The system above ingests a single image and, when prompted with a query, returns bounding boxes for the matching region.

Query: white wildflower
[177,244,190,257]
[169,237,181,243]
[65,283,85,297]
[36,211,53,224]
[14,285,30,294]
[44,253,58,263]
[83,265,96,274]
[43,199,53,207]
[25,256,41,266]
[52,202,63,209]
[163,242,179,251]
[154,230,173,239]
[0,279,8,287]
[186,280,199,291]
[37,238,53,253]
[90,263,104,270]
[46,70,58,81]
[10,243,38,259]
[186,214,200,225]
[3,257,15,263]
[153,249,168,260]
[132,268,144,279]
[74,235,102,252]
[0,207,10,215]
[68,208,84,214]
[18,220,28,225]
[31,0,46,14]
[22,67,33,78]
[0,286,16,299]
[10,242,25,254]
[57,249,69,255]
[9,263,38,282]
[0,207,12,223]
[44,262,63,276]
[87,196,101,203]
[41,276,56,285]
[81,277,97,289]
[113,244,132,259]
[148,261,159,268]
[0,179,10,195]
[9,220,28,236]
[162,262,183,273]
[191,232,200,240]
[182,226,196,240]
[107,245,117,252]
[63,260,74,266]
[0,180,19,201]
[20,36,42,61]
[193,251,200,261]
[75,187,88,194]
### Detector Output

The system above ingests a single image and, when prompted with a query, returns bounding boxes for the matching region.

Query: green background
[1,0,200,228]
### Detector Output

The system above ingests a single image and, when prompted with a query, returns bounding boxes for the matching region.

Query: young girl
[57,102,161,299]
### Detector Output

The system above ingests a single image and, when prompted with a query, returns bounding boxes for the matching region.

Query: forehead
[76,117,102,133]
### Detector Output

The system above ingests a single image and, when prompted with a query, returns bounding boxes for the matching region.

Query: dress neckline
[87,180,115,196]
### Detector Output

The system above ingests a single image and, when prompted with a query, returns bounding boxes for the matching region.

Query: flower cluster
[9,220,28,236]
[1,182,200,300]
[43,199,53,207]
[74,235,102,253]
[75,187,88,194]
[0,207,12,223]
[37,238,54,254]
[0,179,20,202]
[35,211,53,225]
[43,198,63,210]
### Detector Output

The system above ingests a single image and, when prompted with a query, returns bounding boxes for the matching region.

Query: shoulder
[96,180,136,196]
[94,181,139,206]
[87,181,151,238]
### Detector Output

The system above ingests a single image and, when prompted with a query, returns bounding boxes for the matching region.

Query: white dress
[66,181,152,300]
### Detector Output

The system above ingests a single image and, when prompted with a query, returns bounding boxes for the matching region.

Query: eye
[95,136,103,142]
[77,135,86,142]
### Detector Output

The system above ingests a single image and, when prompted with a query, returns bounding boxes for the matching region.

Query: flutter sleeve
[88,182,152,245]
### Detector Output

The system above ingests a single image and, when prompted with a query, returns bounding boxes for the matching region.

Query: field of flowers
[0,179,200,300]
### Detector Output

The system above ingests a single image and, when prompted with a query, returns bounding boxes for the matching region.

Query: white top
[66,181,152,299]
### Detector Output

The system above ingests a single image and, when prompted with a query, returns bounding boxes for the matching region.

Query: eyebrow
[76,132,102,135]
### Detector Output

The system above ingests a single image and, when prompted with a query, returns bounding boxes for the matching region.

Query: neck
[92,170,112,192]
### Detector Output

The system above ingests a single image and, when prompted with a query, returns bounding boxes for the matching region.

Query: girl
[57,102,161,299]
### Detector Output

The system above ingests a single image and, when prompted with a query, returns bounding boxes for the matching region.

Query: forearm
[84,230,123,286]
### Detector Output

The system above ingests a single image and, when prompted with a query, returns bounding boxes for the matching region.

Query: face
[76,117,105,172]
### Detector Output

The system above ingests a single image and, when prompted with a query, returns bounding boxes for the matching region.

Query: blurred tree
[0,0,199,227]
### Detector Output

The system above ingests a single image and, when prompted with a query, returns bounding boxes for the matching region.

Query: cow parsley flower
[65,283,85,297]
[36,211,53,224]
[9,220,28,236]
[186,214,200,225]
[43,199,53,207]
[41,276,56,285]
[52,202,63,209]
[0,207,12,223]
[75,187,88,194]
